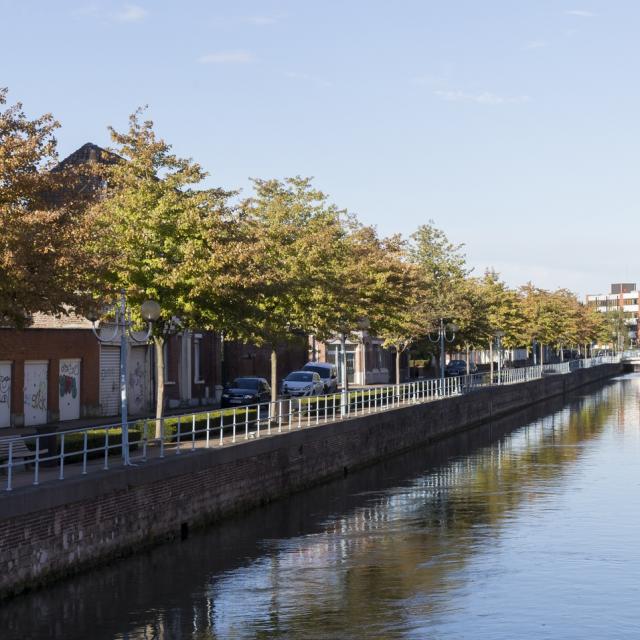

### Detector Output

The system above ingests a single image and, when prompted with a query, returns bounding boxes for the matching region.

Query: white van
[302,362,339,394]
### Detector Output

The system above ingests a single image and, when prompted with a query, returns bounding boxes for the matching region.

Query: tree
[238,177,349,400]
[0,88,98,326]
[88,110,247,435]
[601,307,629,351]
[575,302,605,357]
[451,278,492,373]
[408,222,469,370]
[365,235,428,384]
[519,284,581,364]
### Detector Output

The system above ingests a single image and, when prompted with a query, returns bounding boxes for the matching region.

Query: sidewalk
[3,401,223,438]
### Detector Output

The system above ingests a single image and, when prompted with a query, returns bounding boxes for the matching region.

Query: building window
[194,335,204,383]
[163,341,174,384]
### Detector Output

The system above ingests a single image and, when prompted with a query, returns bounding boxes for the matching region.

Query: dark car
[220,377,271,408]
[445,359,477,377]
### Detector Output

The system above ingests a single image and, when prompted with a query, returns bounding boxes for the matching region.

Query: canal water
[2,374,639,639]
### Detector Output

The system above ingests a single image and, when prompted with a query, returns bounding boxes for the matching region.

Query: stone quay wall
[0,363,622,599]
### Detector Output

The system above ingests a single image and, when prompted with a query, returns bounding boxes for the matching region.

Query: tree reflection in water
[1,376,635,640]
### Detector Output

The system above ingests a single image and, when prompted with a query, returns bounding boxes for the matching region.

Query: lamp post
[339,330,348,416]
[428,319,457,383]
[495,330,505,384]
[87,291,160,465]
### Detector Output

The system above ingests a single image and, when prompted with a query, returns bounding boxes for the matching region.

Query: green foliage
[237,176,348,345]
[56,426,142,460]
[88,109,245,337]
[3,89,609,384]
[0,88,100,326]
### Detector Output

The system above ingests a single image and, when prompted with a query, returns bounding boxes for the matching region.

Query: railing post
[33,436,40,486]
[257,404,262,438]
[82,431,88,475]
[6,441,13,491]
[142,419,149,460]
[191,414,196,451]
[59,434,65,480]
[158,419,165,458]
[206,412,210,449]
[104,430,110,469]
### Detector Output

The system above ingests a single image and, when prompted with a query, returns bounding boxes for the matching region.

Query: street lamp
[495,330,505,384]
[428,319,457,383]
[87,291,161,465]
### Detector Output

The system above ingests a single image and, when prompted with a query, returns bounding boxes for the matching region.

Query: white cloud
[524,40,549,50]
[198,51,254,64]
[115,4,148,22]
[435,89,530,105]
[565,9,596,17]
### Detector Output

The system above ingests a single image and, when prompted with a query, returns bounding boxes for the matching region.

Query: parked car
[282,371,325,397]
[302,362,339,393]
[445,359,477,377]
[221,377,271,408]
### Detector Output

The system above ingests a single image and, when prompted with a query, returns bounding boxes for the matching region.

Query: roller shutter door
[100,346,120,416]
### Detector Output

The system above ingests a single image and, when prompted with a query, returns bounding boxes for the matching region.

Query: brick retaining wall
[0,363,622,599]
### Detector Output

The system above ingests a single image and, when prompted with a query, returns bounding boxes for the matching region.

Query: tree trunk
[466,343,470,375]
[540,343,544,366]
[395,349,401,385]
[154,336,165,439]
[271,347,278,403]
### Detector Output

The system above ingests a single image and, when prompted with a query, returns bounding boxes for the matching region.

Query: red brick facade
[0,328,100,426]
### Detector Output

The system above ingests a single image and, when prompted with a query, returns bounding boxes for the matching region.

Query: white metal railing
[0,355,619,491]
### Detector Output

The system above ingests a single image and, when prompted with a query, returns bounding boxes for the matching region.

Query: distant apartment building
[586,282,639,342]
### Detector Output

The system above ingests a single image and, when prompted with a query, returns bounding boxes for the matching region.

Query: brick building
[0,141,315,429]
[313,331,397,385]
[0,313,99,428]
[0,312,223,428]
[586,282,639,345]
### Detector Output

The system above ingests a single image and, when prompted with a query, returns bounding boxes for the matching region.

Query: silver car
[282,371,324,397]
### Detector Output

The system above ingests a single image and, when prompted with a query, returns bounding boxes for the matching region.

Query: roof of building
[51,142,119,172]
[28,311,92,330]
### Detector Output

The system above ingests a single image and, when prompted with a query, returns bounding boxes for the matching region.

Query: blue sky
[2,1,637,296]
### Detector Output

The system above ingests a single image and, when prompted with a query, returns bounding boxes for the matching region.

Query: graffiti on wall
[129,361,145,411]
[30,379,47,412]
[0,375,9,404]
[59,361,80,398]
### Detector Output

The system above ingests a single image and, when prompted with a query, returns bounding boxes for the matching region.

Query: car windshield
[286,372,313,382]
[448,360,466,366]
[232,378,260,390]
[303,365,330,379]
